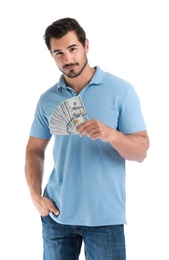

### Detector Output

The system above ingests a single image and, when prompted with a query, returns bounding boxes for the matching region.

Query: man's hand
[76,119,112,142]
[32,196,60,216]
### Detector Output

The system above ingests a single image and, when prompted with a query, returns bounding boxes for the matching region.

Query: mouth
[64,63,78,71]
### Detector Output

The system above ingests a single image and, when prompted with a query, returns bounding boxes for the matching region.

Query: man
[25,17,149,260]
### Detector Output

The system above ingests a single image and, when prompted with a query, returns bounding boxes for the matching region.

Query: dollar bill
[49,95,88,135]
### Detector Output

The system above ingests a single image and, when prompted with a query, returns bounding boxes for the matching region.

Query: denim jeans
[41,215,126,260]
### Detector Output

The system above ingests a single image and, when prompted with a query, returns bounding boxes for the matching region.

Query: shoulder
[96,67,135,99]
[96,66,133,89]
[41,83,59,98]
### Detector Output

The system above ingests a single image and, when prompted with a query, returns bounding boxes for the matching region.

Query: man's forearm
[108,129,149,162]
[25,150,45,198]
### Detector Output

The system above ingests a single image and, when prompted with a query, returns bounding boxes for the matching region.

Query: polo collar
[57,66,105,91]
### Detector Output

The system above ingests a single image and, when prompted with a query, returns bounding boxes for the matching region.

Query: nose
[63,51,72,64]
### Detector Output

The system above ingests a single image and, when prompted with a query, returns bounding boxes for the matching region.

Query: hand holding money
[76,118,113,142]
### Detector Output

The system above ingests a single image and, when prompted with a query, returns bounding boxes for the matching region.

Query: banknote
[49,95,88,135]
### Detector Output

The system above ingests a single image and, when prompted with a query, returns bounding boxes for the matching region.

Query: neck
[64,65,95,94]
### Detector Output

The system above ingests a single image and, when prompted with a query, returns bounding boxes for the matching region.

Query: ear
[85,39,89,53]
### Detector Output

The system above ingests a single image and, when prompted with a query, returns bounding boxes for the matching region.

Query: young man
[25,17,149,260]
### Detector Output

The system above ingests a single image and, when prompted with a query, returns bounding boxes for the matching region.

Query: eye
[53,51,63,57]
[70,47,77,52]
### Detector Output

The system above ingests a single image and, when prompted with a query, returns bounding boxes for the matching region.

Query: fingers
[35,197,60,216]
[76,119,101,139]
[76,119,113,142]
[48,201,60,216]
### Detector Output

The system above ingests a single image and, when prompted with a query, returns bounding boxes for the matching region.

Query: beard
[59,54,88,79]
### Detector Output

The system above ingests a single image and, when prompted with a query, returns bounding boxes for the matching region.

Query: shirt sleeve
[30,97,52,139]
[118,85,147,134]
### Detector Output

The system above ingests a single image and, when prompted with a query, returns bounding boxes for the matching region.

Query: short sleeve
[118,86,147,134]
[30,97,52,139]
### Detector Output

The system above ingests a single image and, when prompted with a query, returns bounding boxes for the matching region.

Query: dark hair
[43,17,86,52]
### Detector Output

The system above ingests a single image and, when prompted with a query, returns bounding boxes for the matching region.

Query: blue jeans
[41,215,126,260]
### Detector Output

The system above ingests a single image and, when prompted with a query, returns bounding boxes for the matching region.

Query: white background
[0,0,169,259]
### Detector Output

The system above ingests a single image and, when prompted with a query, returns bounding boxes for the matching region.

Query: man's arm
[76,119,150,162]
[25,136,59,216]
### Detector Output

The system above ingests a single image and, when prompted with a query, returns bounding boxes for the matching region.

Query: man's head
[43,18,89,79]
[44,17,86,53]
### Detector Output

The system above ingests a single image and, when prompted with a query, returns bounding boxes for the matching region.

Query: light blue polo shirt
[30,66,147,226]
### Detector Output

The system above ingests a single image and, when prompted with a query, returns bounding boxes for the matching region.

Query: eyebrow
[52,44,78,54]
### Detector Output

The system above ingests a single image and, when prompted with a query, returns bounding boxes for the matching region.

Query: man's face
[50,31,89,78]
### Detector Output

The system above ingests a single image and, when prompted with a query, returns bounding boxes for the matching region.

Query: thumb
[49,201,60,215]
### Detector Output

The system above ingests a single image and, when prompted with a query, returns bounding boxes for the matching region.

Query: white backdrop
[0,0,168,259]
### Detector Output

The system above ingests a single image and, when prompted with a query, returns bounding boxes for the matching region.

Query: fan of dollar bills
[49,95,88,135]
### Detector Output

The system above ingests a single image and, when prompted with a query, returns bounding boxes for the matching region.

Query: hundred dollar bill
[49,95,88,135]
[64,96,88,126]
